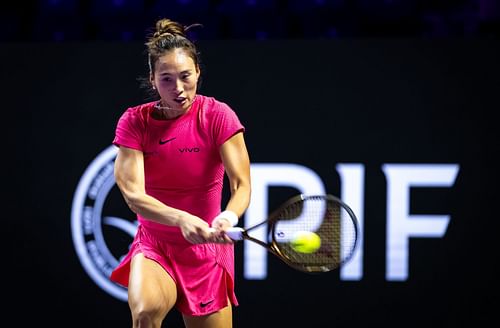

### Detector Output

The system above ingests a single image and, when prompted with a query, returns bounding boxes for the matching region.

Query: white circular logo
[71,145,137,301]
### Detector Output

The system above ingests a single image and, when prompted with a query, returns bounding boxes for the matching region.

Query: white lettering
[337,164,364,281]
[243,163,325,279]
[382,164,459,281]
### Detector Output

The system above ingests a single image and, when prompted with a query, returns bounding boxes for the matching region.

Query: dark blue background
[2,0,500,42]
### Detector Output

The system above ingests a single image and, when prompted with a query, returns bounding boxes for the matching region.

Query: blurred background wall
[2,0,499,42]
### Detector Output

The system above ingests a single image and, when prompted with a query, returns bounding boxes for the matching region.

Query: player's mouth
[173,96,187,105]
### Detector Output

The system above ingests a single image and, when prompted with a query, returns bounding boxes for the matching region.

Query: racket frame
[241,194,360,273]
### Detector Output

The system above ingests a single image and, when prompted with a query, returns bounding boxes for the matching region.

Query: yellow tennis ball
[291,231,321,253]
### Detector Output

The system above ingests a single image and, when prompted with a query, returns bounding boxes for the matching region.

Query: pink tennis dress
[109,95,244,316]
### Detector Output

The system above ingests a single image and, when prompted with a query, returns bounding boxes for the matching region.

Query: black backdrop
[4,39,498,327]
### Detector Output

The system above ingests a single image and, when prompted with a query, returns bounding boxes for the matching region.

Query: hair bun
[154,18,186,38]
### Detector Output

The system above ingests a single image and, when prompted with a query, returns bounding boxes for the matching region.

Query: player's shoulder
[119,101,155,122]
[198,94,233,115]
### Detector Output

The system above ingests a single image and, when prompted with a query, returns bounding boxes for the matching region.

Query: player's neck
[152,97,196,120]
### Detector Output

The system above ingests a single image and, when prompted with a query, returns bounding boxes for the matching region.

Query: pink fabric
[110,225,238,316]
[110,95,244,315]
[113,95,244,226]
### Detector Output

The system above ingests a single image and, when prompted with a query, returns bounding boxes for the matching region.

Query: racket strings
[273,196,357,272]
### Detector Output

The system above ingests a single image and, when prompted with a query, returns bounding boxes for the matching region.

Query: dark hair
[145,18,202,75]
[139,18,202,100]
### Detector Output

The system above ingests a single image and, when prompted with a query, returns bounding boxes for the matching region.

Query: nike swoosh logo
[200,300,214,308]
[159,137,176,145]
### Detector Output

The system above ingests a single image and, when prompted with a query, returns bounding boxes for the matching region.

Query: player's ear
[195,66,202,89]
[150,74,156,90]
[196,65,201,80]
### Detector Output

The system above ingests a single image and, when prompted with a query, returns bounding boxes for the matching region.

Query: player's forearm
[225,180,251,218]
[122,191,188,227]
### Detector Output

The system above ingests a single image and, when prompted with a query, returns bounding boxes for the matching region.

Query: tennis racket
[222,194,359,273]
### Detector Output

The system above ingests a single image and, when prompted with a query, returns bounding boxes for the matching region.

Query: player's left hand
[210,215,235,243]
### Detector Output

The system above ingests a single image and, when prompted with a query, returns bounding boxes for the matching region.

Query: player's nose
[172,79,183,93]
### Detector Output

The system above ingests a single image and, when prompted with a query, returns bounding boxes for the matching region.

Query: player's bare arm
[219,132,251,220]
[114,146,212,243]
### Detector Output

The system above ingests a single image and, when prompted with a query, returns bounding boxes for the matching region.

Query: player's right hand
[178,215,212,244]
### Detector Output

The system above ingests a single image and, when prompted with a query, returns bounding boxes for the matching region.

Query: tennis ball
[291,231,321,253]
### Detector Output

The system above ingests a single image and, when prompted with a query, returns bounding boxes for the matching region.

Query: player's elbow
[231,178,251,203]
[231,177,251,192]
[116,181,144,214]
[123,191,143,214]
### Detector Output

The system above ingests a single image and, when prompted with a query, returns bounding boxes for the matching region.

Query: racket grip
[208,227,244,241]
[225,227,244,241]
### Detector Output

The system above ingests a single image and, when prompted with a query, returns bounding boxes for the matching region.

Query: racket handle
[225,227,244,241]
[208,227,245,241]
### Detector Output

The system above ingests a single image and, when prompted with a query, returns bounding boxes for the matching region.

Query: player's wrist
[213,210,239,227]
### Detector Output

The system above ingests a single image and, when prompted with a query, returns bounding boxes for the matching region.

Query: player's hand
[208,228,234,244]
[178,215,212,244]
[210,212,237,244]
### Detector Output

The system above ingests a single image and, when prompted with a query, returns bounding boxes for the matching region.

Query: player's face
[152,48,200,115]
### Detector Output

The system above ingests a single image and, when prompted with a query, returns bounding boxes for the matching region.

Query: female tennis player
[109,17,251,328]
